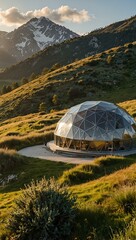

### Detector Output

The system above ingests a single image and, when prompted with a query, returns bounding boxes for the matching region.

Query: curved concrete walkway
[18,145,94,164]
[18,144,136,165]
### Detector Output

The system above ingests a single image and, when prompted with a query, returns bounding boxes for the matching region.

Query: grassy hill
[0,99,135,152]
[0,93,136,239]
[0,15,135,81]
[0,41,136,122]
[0,22,136,238]
[0,151,136,239]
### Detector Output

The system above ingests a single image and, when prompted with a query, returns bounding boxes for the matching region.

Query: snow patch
[16,37,29,56]
[33,30,54,49]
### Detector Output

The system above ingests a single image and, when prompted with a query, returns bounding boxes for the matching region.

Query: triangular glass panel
[85,120,94,130]
[73,114,84,123]
[78,110,87,118]
[74,119,84,128]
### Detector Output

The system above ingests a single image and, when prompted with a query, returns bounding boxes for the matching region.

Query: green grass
[59,155,136,186]
[112,218,136,240]
[114,185,136,214]
[0,153,136,239]
[0,152,74,237]
[0,42,136,122]
[0,99,135,151]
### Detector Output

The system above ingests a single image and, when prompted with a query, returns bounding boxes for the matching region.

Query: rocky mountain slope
[0,17,79,67]
[0,15,135,80]
[0,41,135,122]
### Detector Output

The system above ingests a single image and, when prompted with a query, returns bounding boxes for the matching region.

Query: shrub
[7,178,76,240]
[127,43,133,49]
[39,102,46,112]
[114,185,136,214]
[12,82,19,89]
[106,55,113,64]
[112,218,136,240]
[21,77,29,85]
[52,94,58,105]
[67,86,85,99]
[0,148,23,172]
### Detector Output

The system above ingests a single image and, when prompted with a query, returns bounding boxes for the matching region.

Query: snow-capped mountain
[0,17,79,66]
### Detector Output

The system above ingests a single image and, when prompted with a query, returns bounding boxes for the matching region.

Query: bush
[7,178,76,240]
[114,185,136,214]
[67,86,85,99]
[112,218,136,240]
[127,43,133,49]
[0,148,23,173]
[106,55,114,64]
[39,102,46,112]
[52,94,58,105]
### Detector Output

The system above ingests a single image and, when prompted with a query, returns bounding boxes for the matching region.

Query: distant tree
[29,73,36,81]
[106,55,113,64]
[127,43,133,49]
[51,63,61,71]
[1,85,7,94]
[42,67,49,75]
[6,85,12,92]
[68,87,83,99]
[1,85,12,94]
[52,94,58,105]
[22,77,28,85]
[39,102,46,112]
[12,82,19,89]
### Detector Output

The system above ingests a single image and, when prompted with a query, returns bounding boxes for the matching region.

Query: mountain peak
[0,17,79,66]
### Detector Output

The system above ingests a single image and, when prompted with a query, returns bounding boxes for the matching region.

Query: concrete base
[47,141,136,158]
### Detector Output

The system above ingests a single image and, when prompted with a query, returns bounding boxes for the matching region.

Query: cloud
[0,6,91,26]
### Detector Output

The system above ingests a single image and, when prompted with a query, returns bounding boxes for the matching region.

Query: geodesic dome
[54,101,136,151]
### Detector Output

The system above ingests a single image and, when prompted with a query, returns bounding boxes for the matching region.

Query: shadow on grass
[71,206,126,240]
[0,156,74,194]
[60,155,136,186]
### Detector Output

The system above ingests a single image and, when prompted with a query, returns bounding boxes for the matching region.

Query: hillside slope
[0,15,136,80]
[0,41,136,122]
[0,153,136,239]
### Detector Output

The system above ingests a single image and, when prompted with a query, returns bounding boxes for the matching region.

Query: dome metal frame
[54,101,136,152]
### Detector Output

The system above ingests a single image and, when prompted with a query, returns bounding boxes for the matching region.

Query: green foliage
[29,73,36,81]
[1,85,7,94]
[114,185,136,214]
[106,55,113,64]
[52,94,58,105]
[128,43,133,48]
[39,102,46,112]
[0,148,23,173]
[12,82,19,89]
[1,85,12,94]
[59,156,136,186]
[67,86,85,99]
[51,63,62,71]
[42,67,49,75]
[112,218,136,240]
[21,77,28,85]
[0,43,136,121]
[7,178,76,240]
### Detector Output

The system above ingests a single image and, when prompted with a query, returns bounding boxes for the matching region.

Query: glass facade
[54,101,136,151]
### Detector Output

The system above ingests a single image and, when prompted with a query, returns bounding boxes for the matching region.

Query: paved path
[18,144,136,165]
[18,145,94,164]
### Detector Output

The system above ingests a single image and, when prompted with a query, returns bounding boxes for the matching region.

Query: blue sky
[0,0,135,34]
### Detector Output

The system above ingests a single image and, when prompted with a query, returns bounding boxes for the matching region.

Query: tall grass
[59,156,135,186]
[114,185,136,214]
[112,218,136,240]
[0,148,24,172]
[0,131,54,150]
